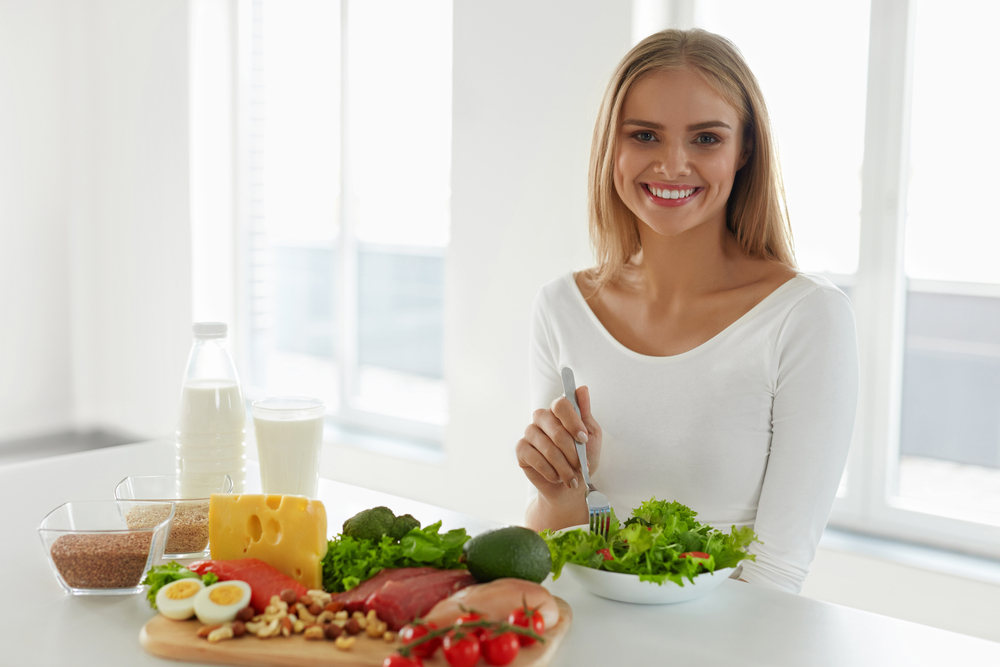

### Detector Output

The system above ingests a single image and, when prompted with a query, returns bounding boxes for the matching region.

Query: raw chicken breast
[424,578,559,630]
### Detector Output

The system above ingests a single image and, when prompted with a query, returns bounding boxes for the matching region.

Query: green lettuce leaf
[541,497,759,587]
[322,520,469,593]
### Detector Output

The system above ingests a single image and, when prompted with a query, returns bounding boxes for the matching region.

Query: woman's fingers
[574,385,602,472]
[522,410,581,490]
[550,396,589,444]
[517,389,604,494]
[575,385,599,434]
[515,435,561,485]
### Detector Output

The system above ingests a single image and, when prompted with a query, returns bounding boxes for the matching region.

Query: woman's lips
[642,184,702,207]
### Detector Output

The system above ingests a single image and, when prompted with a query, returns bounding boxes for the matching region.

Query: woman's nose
[653,143,690,178]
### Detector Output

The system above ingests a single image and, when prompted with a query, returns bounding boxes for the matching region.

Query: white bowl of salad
[541,498,757,605]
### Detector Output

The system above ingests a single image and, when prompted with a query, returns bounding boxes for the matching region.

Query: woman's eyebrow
[687,120,732,131]
[621,118,662,129]
[620,119,733,132]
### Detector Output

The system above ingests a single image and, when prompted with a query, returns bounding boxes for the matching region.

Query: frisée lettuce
[541,498,758,586]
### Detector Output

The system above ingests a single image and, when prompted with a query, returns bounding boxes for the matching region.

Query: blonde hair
[588,28,795,287]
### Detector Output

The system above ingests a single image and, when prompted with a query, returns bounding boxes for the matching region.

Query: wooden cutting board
[140,597,572,667]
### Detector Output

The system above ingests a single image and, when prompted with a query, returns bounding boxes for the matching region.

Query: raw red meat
[366,569,476,631]
[332,567,438,613]
[188,558,307,614]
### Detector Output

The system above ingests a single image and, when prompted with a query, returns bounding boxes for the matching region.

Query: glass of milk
[252,397,326,498]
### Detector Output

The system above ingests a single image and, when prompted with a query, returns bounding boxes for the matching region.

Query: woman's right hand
[515,385,603,502]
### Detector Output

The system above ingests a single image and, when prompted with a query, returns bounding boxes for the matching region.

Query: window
[894,0,1000,530]
[636,0,1000,556]
[238,0,452,445]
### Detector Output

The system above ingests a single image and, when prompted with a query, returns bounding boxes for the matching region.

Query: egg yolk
[209,585,245,606]
[165,580,202,600]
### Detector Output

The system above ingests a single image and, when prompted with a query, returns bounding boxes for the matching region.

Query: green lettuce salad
[541,498,758,587]
[321,520,469,592]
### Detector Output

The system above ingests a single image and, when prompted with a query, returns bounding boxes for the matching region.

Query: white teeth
[650,186,695,199]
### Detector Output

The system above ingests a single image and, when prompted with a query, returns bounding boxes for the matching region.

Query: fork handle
[560,367,594,489]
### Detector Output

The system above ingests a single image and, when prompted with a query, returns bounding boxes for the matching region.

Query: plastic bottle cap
[192,322,228,338]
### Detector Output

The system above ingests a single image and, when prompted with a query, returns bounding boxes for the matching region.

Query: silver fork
[561,367,611,540]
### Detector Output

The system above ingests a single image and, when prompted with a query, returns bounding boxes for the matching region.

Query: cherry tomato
[596,548,613,561]
[508,606,545,646]
[442,630,481,667]
[679,551,711,560]
[454,612,485,640]
[399,622,440,659]
[383,654,423,667]
[482,631,520,666]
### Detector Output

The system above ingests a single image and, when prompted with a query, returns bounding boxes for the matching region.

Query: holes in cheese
[265,518,282,544]
[209,494,328,590]
[248,514,263,542]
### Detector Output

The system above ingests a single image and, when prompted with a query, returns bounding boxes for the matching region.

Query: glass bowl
[114,473,232,558]
[38,500,175,596]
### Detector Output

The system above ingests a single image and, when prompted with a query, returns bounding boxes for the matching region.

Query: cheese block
[209,494,328,590]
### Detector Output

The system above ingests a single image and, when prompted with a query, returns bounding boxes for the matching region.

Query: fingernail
[577,431,588,443]
[570,478,579,489]
[557,477,563,484]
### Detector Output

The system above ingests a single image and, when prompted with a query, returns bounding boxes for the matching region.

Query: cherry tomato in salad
[679,551,711,559]
[482,630,520,666]
[383,654,423,667]
[399,622,440,659]
[508,605,545,646]
[443,630,481,667]
[596,548,613,561]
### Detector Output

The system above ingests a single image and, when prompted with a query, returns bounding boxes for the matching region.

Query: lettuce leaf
[321,520,469,593]
[541,498,758,587]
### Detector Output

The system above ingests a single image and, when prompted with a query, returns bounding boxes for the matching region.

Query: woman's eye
[694,134,719,145]
[634,131,656,143]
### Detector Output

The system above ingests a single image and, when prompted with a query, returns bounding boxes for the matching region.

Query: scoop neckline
[564,271,806,362]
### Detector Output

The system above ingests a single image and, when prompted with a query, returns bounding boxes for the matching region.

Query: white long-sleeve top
[528,271,859,593]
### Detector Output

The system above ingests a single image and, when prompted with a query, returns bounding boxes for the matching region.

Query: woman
[515,29,859,593]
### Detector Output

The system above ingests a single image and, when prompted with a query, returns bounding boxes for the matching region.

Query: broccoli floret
[342,506,396,541]
[388,514,421,540]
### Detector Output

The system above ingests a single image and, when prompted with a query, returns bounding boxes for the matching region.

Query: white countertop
[4,441,999,666]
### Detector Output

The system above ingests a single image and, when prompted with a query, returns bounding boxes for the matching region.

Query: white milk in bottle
[175,323,247,497]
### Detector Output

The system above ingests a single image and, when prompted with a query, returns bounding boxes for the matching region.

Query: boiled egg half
[155,578,205,620]
[193,580,252,625]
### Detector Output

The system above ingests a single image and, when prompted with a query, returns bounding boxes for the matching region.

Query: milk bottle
[175,323,247,497]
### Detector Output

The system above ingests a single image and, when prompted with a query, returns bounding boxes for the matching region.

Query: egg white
[156,578,205,620]
[194,580,252,625]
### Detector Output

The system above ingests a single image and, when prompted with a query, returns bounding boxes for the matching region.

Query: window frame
[234,0,448,449]
[804,0,1000,558]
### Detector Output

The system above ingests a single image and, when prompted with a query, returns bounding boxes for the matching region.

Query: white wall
[0,0,73,441]
[0,0,195,444]
[316,2,631,526]
[67,0,194,439]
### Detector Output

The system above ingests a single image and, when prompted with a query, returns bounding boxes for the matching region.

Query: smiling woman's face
[614,68,749,240]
